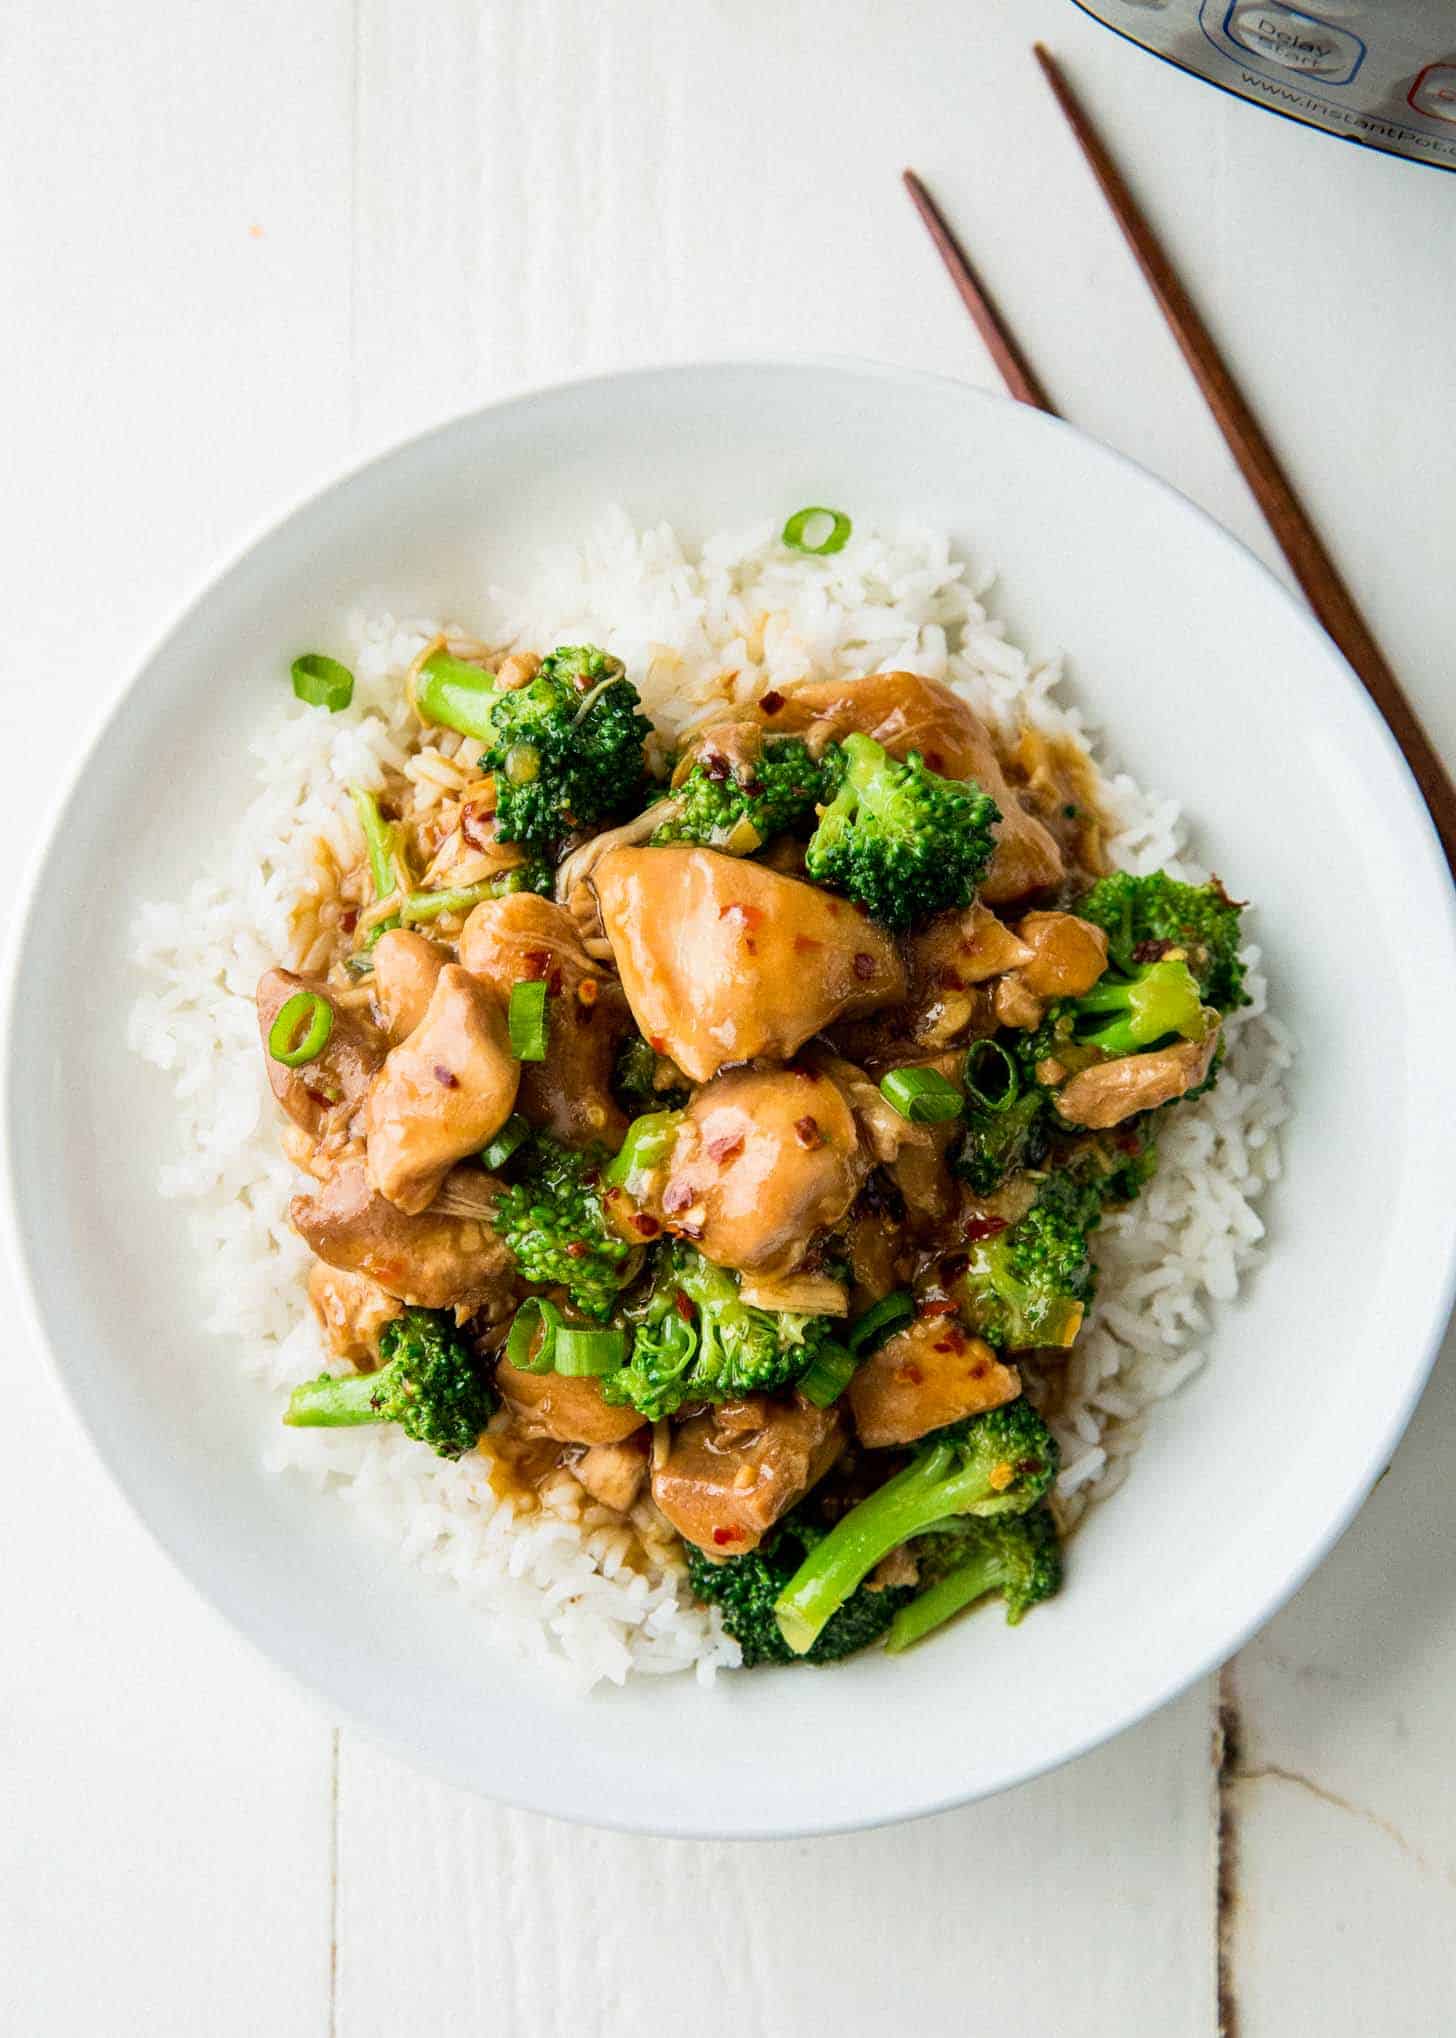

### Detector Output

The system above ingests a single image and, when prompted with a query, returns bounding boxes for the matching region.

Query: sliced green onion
[508,980,549,1061]
[847,1290,915,1356]
[879,1066,963,1125]
[505,1297,562,1375]
[268,990,334,1068]
[552,1325,628,1378]
[414,648,499,741]
[782,505,851,556]
[291,653,354,712]
[400,881,497,926]
[480,1113,529,1170]
[964,1039,1020,1114]
[797,1342,858,1408]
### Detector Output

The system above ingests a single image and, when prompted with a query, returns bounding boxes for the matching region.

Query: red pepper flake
[970,1359,989,1380]
[673,1289,696,1324]
[964,1215,1009,1243]
[522,948,551,981]
[706,1134,745,1164]
[898,1363,925,1386]
[433,1065,459,1088]
[339,908,358,935]
[931,1327,967,1355]
[565,1241,588,1259]
[576,978,599,1007]
[759,689,785,715]
[925,749,945,773]
[792,934,823,953]
[1016,1458,1044,1477]
[852,952,876,981]
[461,806,495,851]
[1132,938,1172,965]
[921,1297,958,1317]
[632,1213,662,1238]
[712,1526,742,1547]
[662,1181,694,1215]
[719,901,764,932]
[793,1116,822,1150]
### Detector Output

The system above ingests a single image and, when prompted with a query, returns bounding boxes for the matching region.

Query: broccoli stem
[1072,959,1209,1057]
[284,1368,391,1429]
[883,1549,1007,1653]
[774,1436,974,1654]
[414,649,500,742]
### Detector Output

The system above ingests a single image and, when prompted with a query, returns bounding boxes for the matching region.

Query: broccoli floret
[653,736,830,851]
[493,1135,634,1319]
[611,1032,691,1114]
[954,1087,1052,1197]
[282,1307,494,1459]
[885,1505,1062,1652]
[686,1514,912,1667]
[953,1174,1099,1353]
[1075,870,1249,1013]
[773,1400,1058,1655]
[414,644,652,863]
[602,1242,840,1421]
[804,732,1000,931]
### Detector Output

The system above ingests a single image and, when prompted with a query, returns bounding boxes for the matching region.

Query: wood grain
[1034,42,1456,880]
[903,170,1057,412]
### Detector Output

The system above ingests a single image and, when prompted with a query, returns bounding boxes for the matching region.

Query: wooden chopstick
[901,170,1058,415]
[1030,42,1456,877]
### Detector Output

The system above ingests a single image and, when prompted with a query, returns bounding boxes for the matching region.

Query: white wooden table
[3,5,1453,2032]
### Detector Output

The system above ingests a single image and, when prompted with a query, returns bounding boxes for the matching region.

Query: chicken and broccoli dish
[260,639,1247,1667]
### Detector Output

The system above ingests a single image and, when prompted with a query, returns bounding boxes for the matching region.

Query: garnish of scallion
[267,990,334,1068]
[781,505,852,556]
[847,1290,915,1355]
[878,1066,963,1125]
[552,1326,628,1378]
[291,653,354,712]
[797,1343,858,1408]
[505,1297,562,1374]
[480,1114,529,1170]
[964,1039,1021,1113]
[507,980,549,1061]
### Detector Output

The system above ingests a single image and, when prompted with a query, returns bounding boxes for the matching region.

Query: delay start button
[1223,3,1365,84]
[1408,64,1456,127]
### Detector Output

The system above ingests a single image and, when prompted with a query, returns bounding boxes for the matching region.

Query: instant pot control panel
[1074,0,1456,170]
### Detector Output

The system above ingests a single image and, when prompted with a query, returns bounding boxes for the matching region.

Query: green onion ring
[508,979,549,1061]
[847,1290,915,1356]
[797,1342,858,1408]
[552,1325,628,1378]
[878,1066,963,1125]
[505,1297,562,1375]
[964,1039,1021,1113]
[781,506,852,556]
[480,1114,529,1171]
[267,990,334,1068]
[291,653,354,712]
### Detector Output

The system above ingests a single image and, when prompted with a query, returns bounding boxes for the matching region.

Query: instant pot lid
[1073,0,1456,172]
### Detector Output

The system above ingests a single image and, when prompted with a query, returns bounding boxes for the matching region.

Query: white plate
[6,360,1454,1838]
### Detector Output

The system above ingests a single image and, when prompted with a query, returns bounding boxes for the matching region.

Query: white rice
[127,509,1293,1689]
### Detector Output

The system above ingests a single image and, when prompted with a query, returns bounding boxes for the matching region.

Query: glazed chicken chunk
[291,1160,513,1313]
[364,964,520,1215]
[650,1394,847,1556]
[591,845,904,1083]
[847,1312,1021,1448]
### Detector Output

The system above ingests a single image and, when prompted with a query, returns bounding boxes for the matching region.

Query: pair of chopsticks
[905,44,1456,878]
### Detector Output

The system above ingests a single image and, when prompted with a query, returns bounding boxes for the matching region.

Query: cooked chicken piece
[291,1160,512,1311]
[257,968,387,1147]
[494,1359,647,1445]
[1005,720,1109,883]
[658,1066,866,1277]
[847,1312,1020,1447]
[754,670,1064,902]
[364,965,520,1214]
[591,846,904,1083]
[842,1206,903,1306]
[553,800,682,954]
[306,1262,402,1366]
[571,1433,651,1512]
[459,892,630,1147]
[1000,910,1108,1009]
[1053,1025,1221,1130]
[371,928,445,1042]
[651,1394,846,1556]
